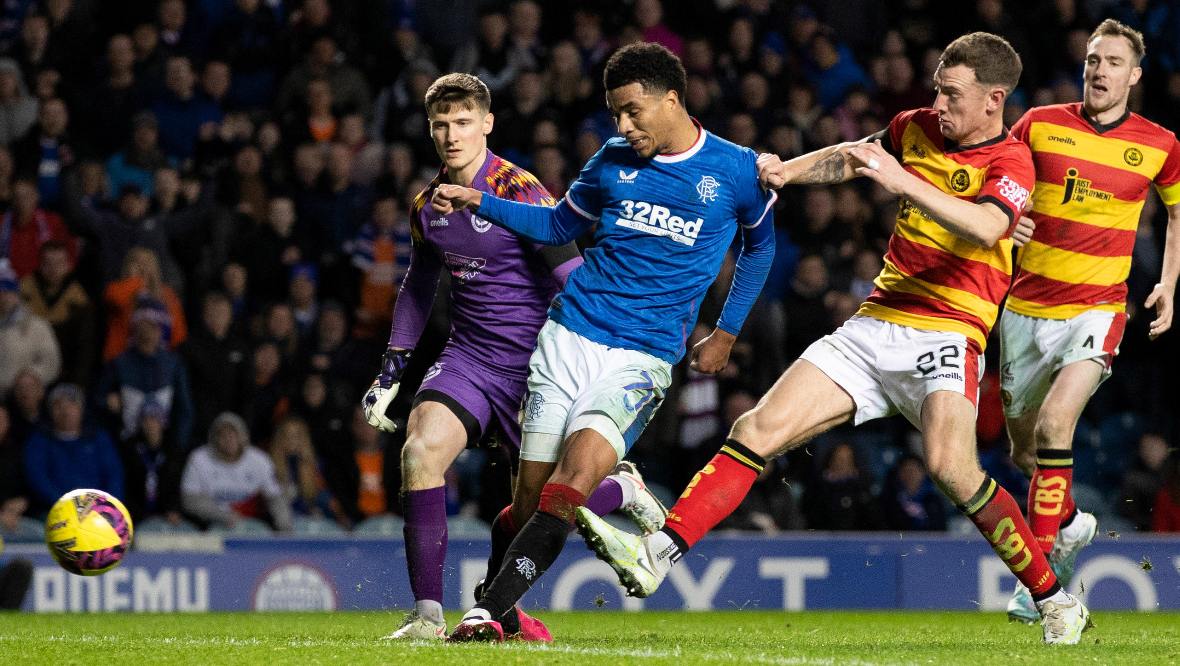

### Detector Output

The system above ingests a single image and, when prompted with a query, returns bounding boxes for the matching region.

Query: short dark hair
[938,32,1022,94]
[1088,19,1146,65]
[40,239,68,256]
[424,73,491,115]
[603,42,687,103]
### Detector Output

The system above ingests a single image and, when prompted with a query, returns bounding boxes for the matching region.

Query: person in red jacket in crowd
[0,177,75,278]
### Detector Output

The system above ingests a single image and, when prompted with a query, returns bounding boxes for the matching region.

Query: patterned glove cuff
[382,348,413,381]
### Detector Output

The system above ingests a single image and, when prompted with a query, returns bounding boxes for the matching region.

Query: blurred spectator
[19,240,94,387]
[95,297,194,448]
[336,404,396,522]
[337,114,384,186]
[209,0,279,109]
[179,291,251,439]
[544,41,593,122]
[151,56,223,161]
[299,301,371,399]
[199,60,231,111]
[1,176,76,277]
[0,261,60,400]
[1153,458,1180,533]
[0,406,29,532]
[270,415,345,525]
[242,340,288,448]
[508,0,546,65]
[105,111,176,199]
[180,411,291,531]
[88,34,145,159]
[881,453,947,531]
[0,58,37,146]
[101,248,188,362]
[635,0,682,57]
[805,32,874,111]
[64,170,215,288]
[12,98,77,208]
[24,383,124,513]
[291,78,337,144]
[278,37,371,123]
[5,369,43,447]
[678,322,723,453]
[1120,432,1174,531]
[347,201,413,339]
[449,7,534,95]
[117,398,184,524]
[801,442,880,530]
[288,262,320,340]
[156,0,194,61]
[784,254,834,362]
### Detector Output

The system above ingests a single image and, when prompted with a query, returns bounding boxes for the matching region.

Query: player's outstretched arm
[432,183,592,246]
[848,141,1011,247]
[757,142,866,189]
[1146,201,1180,339]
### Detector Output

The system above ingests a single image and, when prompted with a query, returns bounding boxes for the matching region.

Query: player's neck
[446,148,488,188]
[660,115,700,156]
[1084,101,1129,127]
[953,116,1005,148]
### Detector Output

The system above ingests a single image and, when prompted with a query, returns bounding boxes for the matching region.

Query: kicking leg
[395,400,469,636]
[577,360,855,596]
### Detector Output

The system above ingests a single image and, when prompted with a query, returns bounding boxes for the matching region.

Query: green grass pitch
[2,611,1178,666]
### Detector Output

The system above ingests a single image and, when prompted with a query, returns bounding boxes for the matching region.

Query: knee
[400,437,428,470]
[729,407,778,458]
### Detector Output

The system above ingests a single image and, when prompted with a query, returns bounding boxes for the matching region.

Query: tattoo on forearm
[795,150,847,184]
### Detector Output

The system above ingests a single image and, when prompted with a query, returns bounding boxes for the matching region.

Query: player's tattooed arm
[792,147,853,184]
[760,140,879,189]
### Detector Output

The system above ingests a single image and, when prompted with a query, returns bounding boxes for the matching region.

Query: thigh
[568,349,673,462]
[1058,310,1126,374]
[1040,357,1105,428]
[999,310,1056,419]
[730,359,856,460]
[415,352,497,446]
[520,321,581,440]
[799,316,894,426]
[402,400,472,487]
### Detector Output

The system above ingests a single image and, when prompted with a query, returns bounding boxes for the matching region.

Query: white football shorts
[799,314,983,429]
[519,320,672,463]
[998,308,1126,418]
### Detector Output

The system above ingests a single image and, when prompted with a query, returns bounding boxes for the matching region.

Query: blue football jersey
[477,125,776,363]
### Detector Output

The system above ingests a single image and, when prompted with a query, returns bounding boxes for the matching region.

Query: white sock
[415,599,444,625]
[462,607,491,622]
[610,474,637,506]
[1036,588,1071,611]
[1059,512,1087,542]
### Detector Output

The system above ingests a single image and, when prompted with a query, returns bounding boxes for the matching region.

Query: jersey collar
[1080,105,1130,135]
[653,119,706,163]
[943,130,1007,154]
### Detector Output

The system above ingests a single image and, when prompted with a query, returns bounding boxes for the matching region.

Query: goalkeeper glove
[362,347,412,432]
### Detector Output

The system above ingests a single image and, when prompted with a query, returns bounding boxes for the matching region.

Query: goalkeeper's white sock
[1059,512,1088,542]
[645,530,677,574]
[462,608,492,622]
[610,474,637,506]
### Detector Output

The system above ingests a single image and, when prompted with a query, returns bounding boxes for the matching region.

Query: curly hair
[603,42,687,102]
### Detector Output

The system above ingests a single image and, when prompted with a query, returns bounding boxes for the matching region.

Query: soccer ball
[45,489,134,576]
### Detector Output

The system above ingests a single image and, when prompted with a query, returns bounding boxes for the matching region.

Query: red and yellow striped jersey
[857,108,1035,351]
[1007,103,1180,319]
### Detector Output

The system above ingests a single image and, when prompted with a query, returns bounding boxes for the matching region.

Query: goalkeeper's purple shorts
[412,347,525,456]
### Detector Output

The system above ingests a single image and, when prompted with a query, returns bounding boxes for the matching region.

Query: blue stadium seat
[447,516,491,540]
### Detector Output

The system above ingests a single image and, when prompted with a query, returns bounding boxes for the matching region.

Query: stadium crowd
[2,0,1180,539]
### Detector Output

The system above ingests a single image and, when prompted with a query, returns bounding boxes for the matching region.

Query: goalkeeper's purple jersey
[388,150,570,378]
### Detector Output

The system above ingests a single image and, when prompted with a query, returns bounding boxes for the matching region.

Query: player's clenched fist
[690,328,737,374]
[756,153,786,190]
[362,348,413,432]
[431,183,482,215]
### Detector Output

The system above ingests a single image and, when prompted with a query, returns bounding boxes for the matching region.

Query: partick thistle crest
[697,175,720,203]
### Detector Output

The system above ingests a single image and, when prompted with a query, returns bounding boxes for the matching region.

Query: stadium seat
[135,517,200,534]
[354,515,405,537]
[229,518,273,535]
[0,517,46,542]
[292,516,347,536]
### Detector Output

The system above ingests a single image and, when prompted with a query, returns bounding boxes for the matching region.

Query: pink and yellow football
[45,489,134,576]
